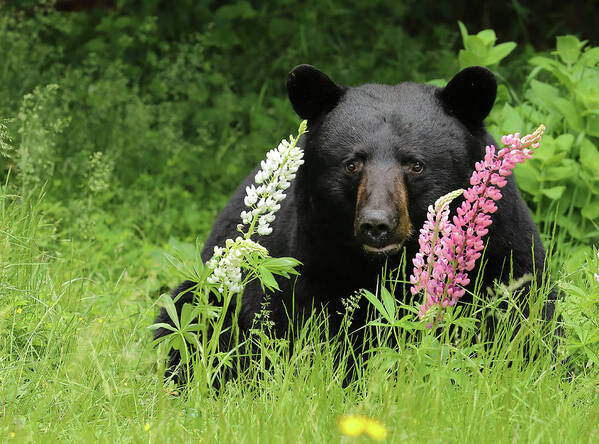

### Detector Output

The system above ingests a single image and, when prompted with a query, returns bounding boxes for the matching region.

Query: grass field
[1,186,598,443]
[1,3,599,442]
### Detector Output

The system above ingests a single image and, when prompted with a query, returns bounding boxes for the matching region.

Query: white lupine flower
[238,121,306,238]
[240,211,252,224]
[257,225,272,236]
[595,250,599,283]
[206,237,269,294]
[244,185,258,206]
[205,120,308,296]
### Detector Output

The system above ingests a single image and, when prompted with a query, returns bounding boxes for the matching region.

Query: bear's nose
[358,210,396,244]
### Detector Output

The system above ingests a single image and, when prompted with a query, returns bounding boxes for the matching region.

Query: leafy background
[1,0,599,441]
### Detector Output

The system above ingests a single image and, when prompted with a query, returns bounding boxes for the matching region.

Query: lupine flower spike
[594,250,599,283]
[206,121,307,294]
[240,120,307,237]
[411,125,546,324]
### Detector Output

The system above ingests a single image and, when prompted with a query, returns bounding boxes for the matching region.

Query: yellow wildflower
[337,414,388,441]
[338,415,366,437]
[144,423,151,431]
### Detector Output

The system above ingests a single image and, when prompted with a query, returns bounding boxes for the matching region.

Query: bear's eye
[345,159,363,174]
[409,161,424,174]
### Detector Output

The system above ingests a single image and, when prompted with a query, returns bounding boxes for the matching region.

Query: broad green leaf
[466,35,487,57]
[534,137,556,162]
[496,84,510,103]
[529,56,575,88]
[514,162,540,195]
[500,103,524,133]
[529,56,558,70]
[486,42,516,65]
[529,80,560,109]
[556,35,584,65]
[572,183,592,208]
[457,21,470,50]
[553,97,584,131]
[541,185,566,200]
[559,214,585,240]
[563,243,593,272]
[583,47,599,64]
[476,29,497,47]
[554,134,575,153]
[458,50,483,69]
[542,153,568,167]
[586,114,599,137]
[580,138,599,175]
[545,162,578,181]
[582,200,599,220]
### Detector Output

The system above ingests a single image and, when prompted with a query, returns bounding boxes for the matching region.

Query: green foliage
[1,2,599,440]
[2,191,597,441]
[486,35,599,244]
[557,247,599,368]
[458,21,516,68]
[0,1,461,244]
[14,84,70,188]
[0,120,12,159]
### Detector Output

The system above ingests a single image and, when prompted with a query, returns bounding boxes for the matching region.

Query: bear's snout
[354,165,413,256]
[357,209,397,246]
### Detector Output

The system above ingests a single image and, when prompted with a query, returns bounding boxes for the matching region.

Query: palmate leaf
[157,293,181,330]
[255,256,301,291]
[180,301,202,329]
[362,289,396,325]
[149,323,178,348]
[258,267,279,291]
[259,256,301,277]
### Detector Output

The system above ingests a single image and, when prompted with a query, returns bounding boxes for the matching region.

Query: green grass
[0,4,598,442]
[1,189,598,443]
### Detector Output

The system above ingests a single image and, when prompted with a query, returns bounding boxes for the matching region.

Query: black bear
[155,65,552,380]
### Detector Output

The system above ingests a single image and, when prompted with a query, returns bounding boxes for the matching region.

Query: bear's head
[287,64,497,259]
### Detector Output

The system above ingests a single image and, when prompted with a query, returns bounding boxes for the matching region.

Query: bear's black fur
[154,65,553,381]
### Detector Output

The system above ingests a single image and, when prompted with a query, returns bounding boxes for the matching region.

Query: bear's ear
[440,66,497,125]
[287,64,345,120]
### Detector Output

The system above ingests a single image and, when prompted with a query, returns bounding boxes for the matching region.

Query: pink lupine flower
[411,125,546,324]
